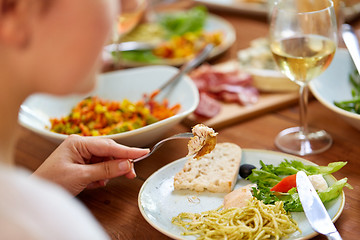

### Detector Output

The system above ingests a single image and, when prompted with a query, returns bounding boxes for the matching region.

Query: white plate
[309,48,360,131]
[138,149,345,240]
[18,66,199,146]
[117,13,236,67]
[195,0,268,16]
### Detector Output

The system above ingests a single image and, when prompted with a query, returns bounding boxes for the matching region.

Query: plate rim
[309,48,360,122]
[195,0,268,16]
[138,148,346,240]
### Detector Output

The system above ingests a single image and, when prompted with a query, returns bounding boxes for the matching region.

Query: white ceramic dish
[115,13,236,67]
[195,0,268,16]
[310,48,360,131]
[138,149,345,240]
[18,66,199,146]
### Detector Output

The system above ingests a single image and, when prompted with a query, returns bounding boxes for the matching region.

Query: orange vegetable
[149,89,160,99]
[270,174,297,193]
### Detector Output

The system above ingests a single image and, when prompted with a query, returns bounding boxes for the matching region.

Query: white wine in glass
[117,0,147,36]
[270,0,337,156]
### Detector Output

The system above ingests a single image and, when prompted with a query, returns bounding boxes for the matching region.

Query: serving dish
[18,66,199,146]
[195,0,268,16]
[310,48,360,131]
[110,13,236,67]
[138,149,345,240]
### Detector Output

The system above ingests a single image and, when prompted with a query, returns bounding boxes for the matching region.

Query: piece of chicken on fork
[187,124,218,159]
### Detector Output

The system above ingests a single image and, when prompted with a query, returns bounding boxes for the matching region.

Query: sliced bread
[174,142,242,193]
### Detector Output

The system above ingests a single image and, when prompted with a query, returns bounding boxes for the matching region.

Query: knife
[342,24,360,73]
[296,171,342,240]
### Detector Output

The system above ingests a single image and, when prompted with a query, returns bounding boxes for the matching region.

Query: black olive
[239,164,256,179]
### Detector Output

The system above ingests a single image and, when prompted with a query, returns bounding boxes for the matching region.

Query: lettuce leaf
[319,177,352,203]
[252,185,279,205]
[248,160,347,184]
[247,170,282,187]
[112,50,159,63]
[159,6,208,37]
[316,162,348,174]
[281,188,303,212]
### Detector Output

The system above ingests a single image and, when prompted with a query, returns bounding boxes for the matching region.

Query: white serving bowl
[18,66,199,146]
[310,48,360,131]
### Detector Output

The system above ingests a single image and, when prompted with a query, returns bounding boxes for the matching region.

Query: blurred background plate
[195,0,268,16]
[18,66,199,146]
[114,13,236,67]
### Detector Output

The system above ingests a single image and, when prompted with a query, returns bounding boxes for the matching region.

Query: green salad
[159,5,208,37]
[334,70,360,113]
[245,160,351,212]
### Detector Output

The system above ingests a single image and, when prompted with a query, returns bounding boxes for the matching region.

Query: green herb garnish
[334,70,360,113]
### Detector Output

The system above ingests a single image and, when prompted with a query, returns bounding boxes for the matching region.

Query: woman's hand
[33,135,149,196]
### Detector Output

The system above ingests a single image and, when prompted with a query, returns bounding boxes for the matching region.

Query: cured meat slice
[190,65,253,92]
[209,84,259,105]
[194,92,221,118]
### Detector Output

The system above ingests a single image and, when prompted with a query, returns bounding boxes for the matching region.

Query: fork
[144,44,214,103]
[131,132,194,163]
[155,44,214,93]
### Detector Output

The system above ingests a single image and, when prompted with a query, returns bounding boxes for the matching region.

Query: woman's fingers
[68,135,149,160]
[53,135,146,192]
[124,161,136,179]
[83,159,133,183]
[86,179,109,190]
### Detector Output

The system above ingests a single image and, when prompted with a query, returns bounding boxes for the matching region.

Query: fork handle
[130,132,193,163]
[131,153,150,163]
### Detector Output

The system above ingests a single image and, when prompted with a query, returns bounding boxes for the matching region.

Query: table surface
[14,3,360,240]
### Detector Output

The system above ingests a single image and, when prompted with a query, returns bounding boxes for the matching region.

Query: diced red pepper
[149,89,160,99]
[270,174,297,193]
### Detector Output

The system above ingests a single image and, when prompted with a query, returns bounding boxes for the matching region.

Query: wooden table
[15,4,360,240]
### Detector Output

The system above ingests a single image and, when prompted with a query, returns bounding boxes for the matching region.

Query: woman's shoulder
[0,164,110,240]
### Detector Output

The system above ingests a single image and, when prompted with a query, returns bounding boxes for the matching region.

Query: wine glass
[109,0,147,68]
[269,0,337,156]
[117,0,148,37]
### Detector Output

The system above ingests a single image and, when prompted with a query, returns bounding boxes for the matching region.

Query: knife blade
[296,171,342,240]
[342,24,360,73]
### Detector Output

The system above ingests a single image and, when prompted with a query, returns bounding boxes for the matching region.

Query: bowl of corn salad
[18,66,199,146]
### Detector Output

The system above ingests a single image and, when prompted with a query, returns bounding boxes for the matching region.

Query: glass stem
[299,84,309,137]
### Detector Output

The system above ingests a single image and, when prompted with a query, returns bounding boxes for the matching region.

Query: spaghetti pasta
[172,198,299,240]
